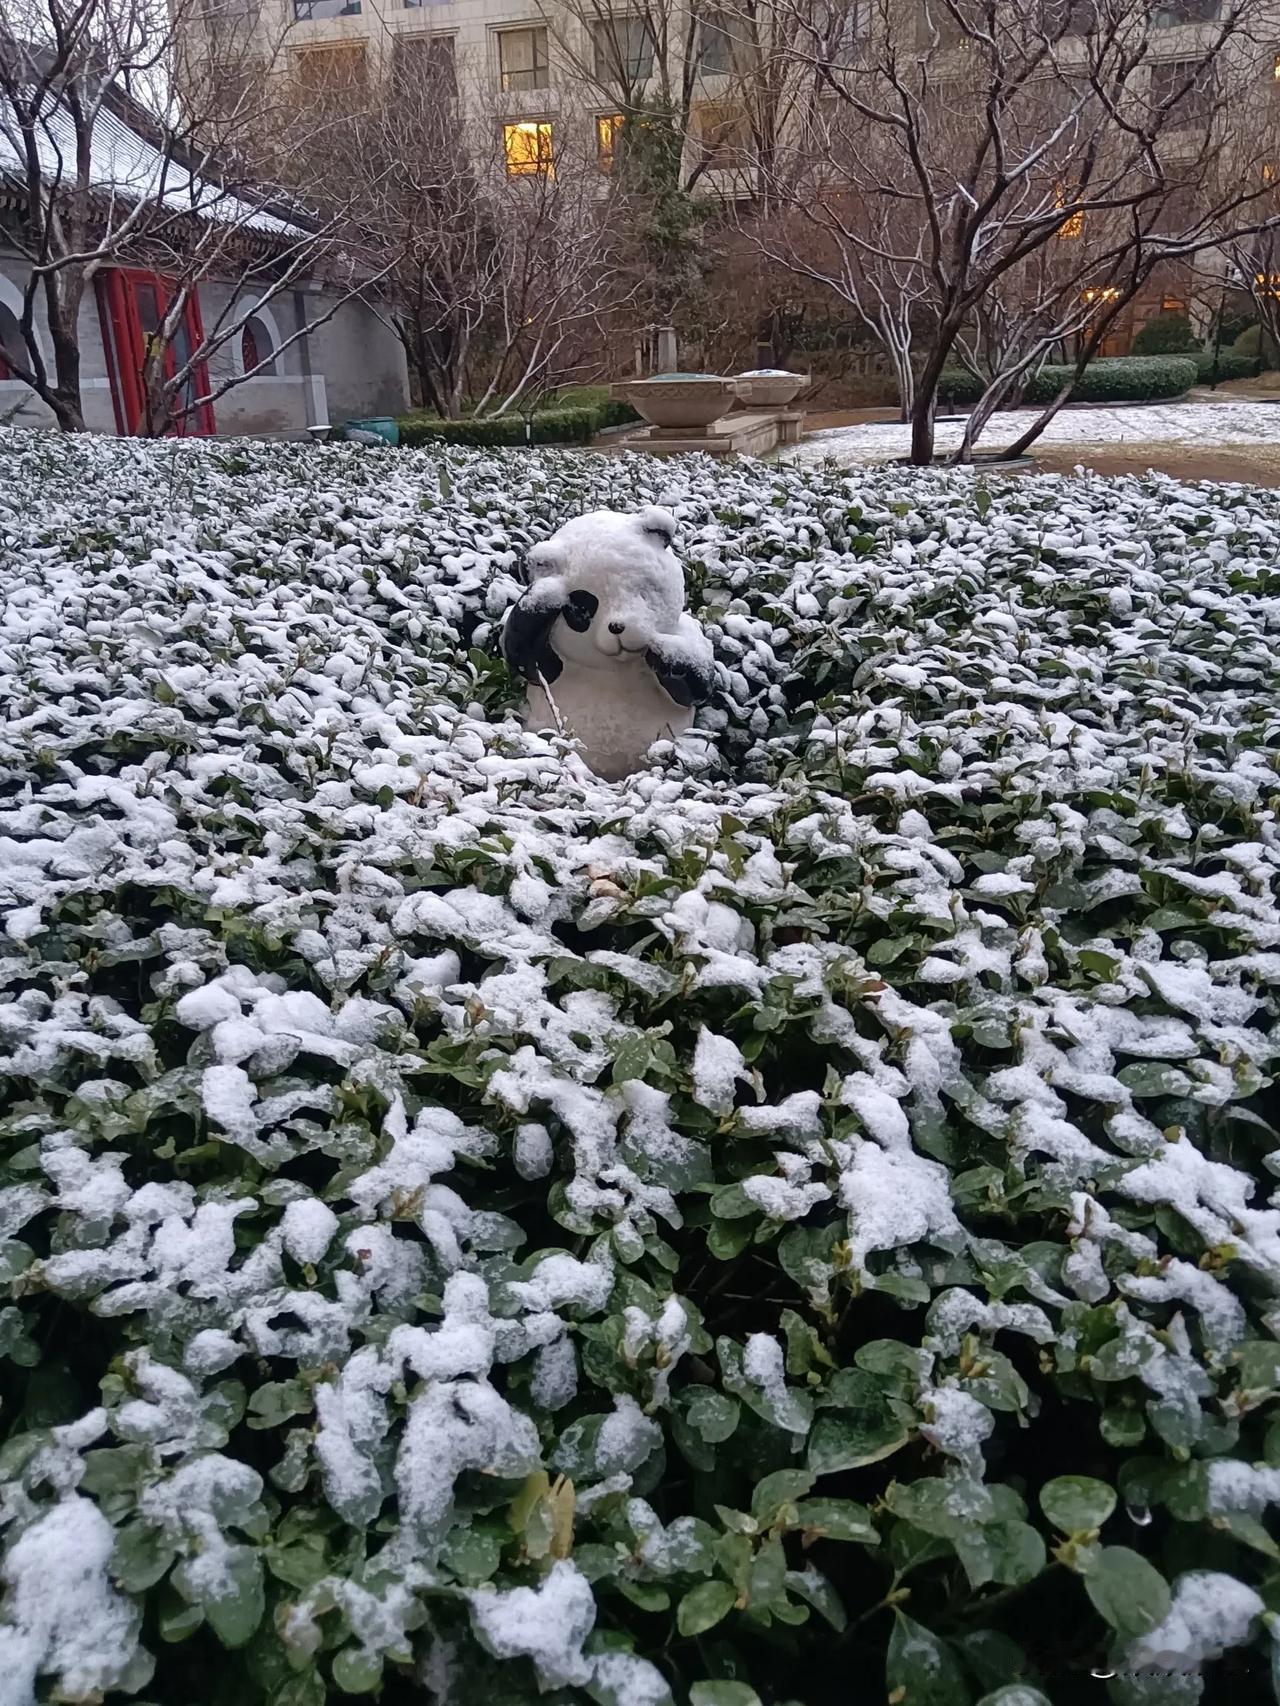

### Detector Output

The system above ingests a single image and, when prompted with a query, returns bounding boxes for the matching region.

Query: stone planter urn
[733,370,810,408]
[623,373,741,429]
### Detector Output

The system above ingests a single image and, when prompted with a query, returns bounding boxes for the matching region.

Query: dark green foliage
[553,385,642,429]
[397,405,598,448]
[1233,323,1280,368]
[1130,314,1199,356]
[3,429,1280,1706]
[1192,350,1264,384]
[939,355,1199,407]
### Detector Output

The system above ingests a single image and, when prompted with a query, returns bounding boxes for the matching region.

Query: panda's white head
[523,505,682,669]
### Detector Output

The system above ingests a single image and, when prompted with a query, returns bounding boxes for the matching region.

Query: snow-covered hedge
[940,355,1199,407]
[2,428,1280,1706]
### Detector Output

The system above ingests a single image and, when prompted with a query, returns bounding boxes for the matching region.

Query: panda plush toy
[501,505,717,781]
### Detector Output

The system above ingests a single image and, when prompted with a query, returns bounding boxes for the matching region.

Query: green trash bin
[345,417,400,446]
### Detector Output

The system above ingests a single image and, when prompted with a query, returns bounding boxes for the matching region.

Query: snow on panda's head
[524,505,683,669]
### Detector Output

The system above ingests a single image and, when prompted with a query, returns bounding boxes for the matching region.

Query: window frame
[1148,56,1217,123]
[497,25,550,92]
[392,30,458,97]
[696,9,735,76]
[591,15,656,84]
[502,118,555,175]
[1151,0,1220,26]
[292,0,362,20]
[234,305,282,378]
[596,111,625,171]
[294,41,370,90]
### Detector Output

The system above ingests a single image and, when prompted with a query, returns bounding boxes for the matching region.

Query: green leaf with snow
[1079,1547,1171,1637]
[1040,1476,1117,1534]
[677,1580,737,1635]
[886,1613,971,1706]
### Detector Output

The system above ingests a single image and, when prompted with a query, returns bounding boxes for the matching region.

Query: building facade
[0,252,408,435]
[0,57,409,439]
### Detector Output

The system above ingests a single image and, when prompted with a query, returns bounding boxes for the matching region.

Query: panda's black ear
[502,589,564,684]
[639,505,677,546]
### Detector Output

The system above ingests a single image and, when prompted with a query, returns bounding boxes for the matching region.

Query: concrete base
[609,409,804,459]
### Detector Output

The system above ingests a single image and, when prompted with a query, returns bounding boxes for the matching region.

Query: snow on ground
[1,428,1280,1701]
[787,398,1280,467]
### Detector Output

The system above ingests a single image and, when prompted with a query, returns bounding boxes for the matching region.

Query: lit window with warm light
[1273,51,1280,79]
[1264,162,1277,184]
[503,120,554,176]
[596,113,625,171]
[1082,286,1121,305]
[1055,184,1083,238]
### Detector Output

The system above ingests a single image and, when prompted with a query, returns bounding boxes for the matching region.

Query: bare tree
[312,43,634,418]
[733,0,1280,464]
[1227,227,1280,358]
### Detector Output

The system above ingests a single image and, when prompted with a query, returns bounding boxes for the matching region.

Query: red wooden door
[97,269,216,437]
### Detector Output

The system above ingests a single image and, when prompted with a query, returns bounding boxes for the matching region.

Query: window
[592,16,655,83]
[1149,57,1216,121]
[392,32,457,96]
[1264,162,1278,184]
[240,315,277,376]
[596,112,625,170]
[697,10,735,75]
[205,59,256,114]
[503,119,554,175]
[694,100,750,167]
[1273,50,1280,79]
[1152,0,1219,24]
[816,0,870,66]
[1081,285,1120,306]
[0,301,23,380]
[1057,206,1084,239]
[295,43,368,89]
[916,0,966,47]
[1041,0,1097,33]
[498,26,548,90]
[293,0,361,18]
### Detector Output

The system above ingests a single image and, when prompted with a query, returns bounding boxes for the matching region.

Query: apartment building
[191,0,753,185]
[183,0,1280,363]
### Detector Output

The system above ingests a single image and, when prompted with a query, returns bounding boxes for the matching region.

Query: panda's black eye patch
[562,591,598,633]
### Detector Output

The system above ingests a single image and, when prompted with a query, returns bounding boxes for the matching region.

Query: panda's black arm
[502,591,564,684]
[644,638,716,709]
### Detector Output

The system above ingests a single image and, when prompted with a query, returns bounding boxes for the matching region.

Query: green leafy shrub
[1130,313,1199,356]
[2,428,1280,1706]
[1192,350,1264,384]
[398,405,598,448]
[940,355,1198,407]
[1233,322,1280,368]
[554,385,643,429]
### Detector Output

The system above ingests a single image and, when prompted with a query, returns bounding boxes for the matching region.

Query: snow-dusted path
[786,399,1280,468]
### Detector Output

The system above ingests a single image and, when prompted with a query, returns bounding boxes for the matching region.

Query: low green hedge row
[397,406,600,449]
[939,354,1198,407]
[397,389,641,450]
[1192,349,1264,384]
[553,385,643,430]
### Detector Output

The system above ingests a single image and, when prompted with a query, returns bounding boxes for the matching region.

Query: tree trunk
[48,388,87,433]
[908,390,935,465]
[43,274,87,433]
[951,369,1021,463]
[999,382,1074,460]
